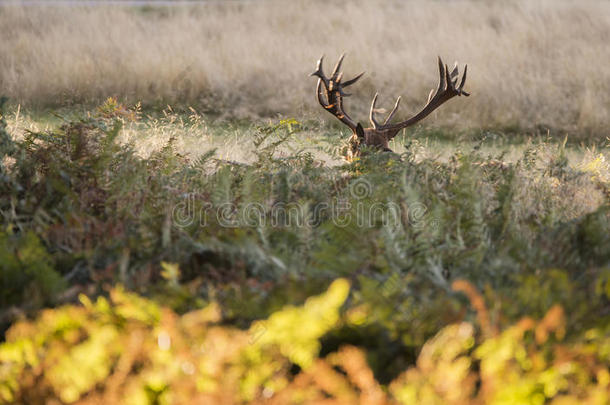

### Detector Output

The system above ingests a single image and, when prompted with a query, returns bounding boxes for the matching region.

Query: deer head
[311,54,469,158]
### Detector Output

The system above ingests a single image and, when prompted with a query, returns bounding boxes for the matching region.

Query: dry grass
[6,105,606,175]
[1,0,610,136]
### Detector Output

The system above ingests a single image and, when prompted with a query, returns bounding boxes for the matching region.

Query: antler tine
[310,55,329,86]
[437,56,447,93]
[342,71,365,88]
[331,53,346,80]
[444,63,454,91]
[328,71,343,92]
[450,62,459,82]
[333,72,353,97]
[383,96,402,126]
[459,65,469,96]
[316,54,324,73]
[369,93,381,129]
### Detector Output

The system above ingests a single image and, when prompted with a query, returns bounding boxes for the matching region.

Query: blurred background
[1,0,609,138]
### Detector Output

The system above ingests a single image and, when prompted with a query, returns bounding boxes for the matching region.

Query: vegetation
[0,95,608,403]
[2,281,609,404]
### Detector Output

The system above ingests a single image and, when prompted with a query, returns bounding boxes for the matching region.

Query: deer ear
[356,123,365,139]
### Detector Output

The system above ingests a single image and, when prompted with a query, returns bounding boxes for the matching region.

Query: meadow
[0,1,609,404]
[1,0,610,137]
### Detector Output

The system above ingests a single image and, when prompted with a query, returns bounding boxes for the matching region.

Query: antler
[370,57,469,134]
[311,54,469,157]
[310,53,365,132]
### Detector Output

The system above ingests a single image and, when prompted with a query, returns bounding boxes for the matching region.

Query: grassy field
[1,0,610,138]
[0,1,609,404]
[5,102,606,165]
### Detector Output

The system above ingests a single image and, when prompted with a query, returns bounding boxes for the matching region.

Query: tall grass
[1,0,609,136]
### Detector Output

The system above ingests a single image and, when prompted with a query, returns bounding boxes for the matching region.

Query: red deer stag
[311,54,469,158]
